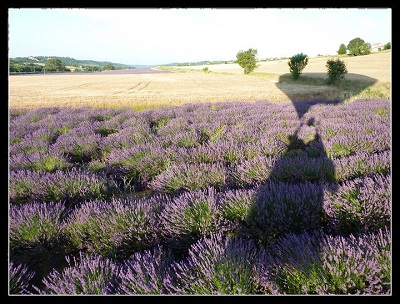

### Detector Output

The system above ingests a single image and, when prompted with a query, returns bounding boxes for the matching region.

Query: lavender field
[9,97,391,295]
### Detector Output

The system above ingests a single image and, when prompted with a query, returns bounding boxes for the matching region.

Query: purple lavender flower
[9,201,71,281]
[230,155,276,187]
[9,137,50,156]
[168,233,268,294]
[105,143,172,190]
[333,151,390,182]
[101,124,152,151]
[11,107,60,124]
[319,228,391,294]
[9,261,36,294]
[150,162,227,193]
[9,201,67,250]
[266,227,391,294]
[113,245,175,294]
[36,252,120,295]
[248,180,325,241]
[9,168,109,205]
[64,196,163,259]
[323,173,391,235]
[52,124,103,163]
[9,151,71,172]
[158,188,230,252]
[218,188,257,223]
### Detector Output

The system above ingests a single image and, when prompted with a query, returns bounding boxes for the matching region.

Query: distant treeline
[10,56,295,74]
[9,56,136,74]
[164,56,292,67]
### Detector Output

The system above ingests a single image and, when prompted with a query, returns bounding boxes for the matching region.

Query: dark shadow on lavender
[246,116,340,293]
[258,71,379,242]
[247,72,379,245]
[248,117,338,242]
[244,70,379,291]
[244,70,377,292]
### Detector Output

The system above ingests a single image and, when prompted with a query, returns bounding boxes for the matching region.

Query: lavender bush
[323,173,391,235]
[150,162,227,193]
[267,227,391,294]
[218,188,257,224]
[36,252,121,295]
[9,261,36,294]
[158,188,230,253]
[64,196,164,259]
[113,245,176,294]
[9,151,71,172]
[106,143,172,191]
[247,180,325,243]
[9,136,51,155]
[51,122,103,163]
[9,168,109,205]
[167,233,268,294]
[9,202,71,284]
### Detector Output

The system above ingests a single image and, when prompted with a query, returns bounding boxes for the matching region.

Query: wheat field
[8,51,391,110]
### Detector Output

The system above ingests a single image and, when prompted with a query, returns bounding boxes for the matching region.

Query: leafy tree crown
[45,58,68,72]
[337,43,347,55]
[235,48,258,74]
[288,53,308,80]
[347,37,371,56]
[326,58,348,84]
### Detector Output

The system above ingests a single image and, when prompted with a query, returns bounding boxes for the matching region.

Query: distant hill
[10,56,136,69]
[162,60,235,67]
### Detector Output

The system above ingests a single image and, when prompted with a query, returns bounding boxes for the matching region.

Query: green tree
[9,63,17,73]
[337,43,347,55]
[235,48,258,74]
[326,58,347,84]
[45,58,68,72]
[103,64,115,71]
[384,42,391,50]
[359,42,371,55]
[288,53,308,80]
[347,37,371,56]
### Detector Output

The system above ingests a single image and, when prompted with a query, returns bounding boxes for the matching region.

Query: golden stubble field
[8,51,391,110]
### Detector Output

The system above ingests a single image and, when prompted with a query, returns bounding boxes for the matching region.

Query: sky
[8,8,392,66]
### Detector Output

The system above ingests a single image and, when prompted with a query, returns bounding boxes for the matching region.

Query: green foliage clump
[102,64,115,71]
[9,62,44,74]
[384,42,391,50]
[347,37,371,56]
[326,58,348,84]
[45,58,68,72]
[235,48,259,74]
[288,53,308,80]
[337,43,347,55]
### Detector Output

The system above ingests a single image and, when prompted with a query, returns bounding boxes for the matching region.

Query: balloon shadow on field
[246,72,378,292]
[275,72,378,114]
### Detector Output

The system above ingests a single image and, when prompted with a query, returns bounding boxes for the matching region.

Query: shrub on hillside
[236,48,259,74]
[326,58,348,84]
[288,53,308,79]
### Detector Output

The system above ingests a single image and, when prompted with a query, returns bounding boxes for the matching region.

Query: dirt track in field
[8,52,391,110]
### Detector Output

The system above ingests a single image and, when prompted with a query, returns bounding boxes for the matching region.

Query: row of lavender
[9,99,390,201]
[9,98,391,294]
